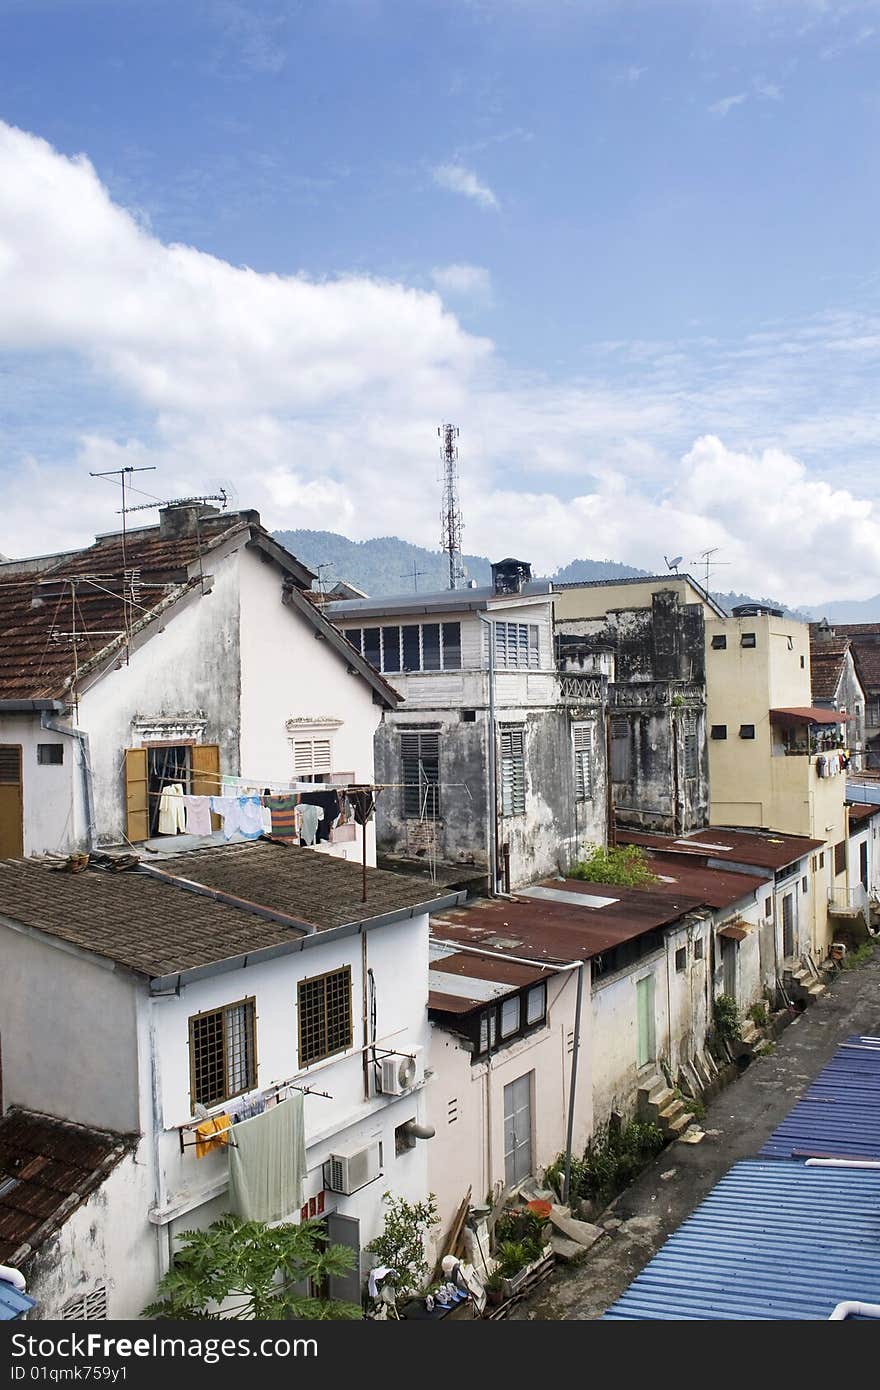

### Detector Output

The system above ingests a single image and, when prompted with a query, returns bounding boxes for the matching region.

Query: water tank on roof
[491,558,532,595]
[730,603,783,618]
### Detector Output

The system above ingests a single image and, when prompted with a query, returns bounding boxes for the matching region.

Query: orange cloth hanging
[194,1113,232,1158]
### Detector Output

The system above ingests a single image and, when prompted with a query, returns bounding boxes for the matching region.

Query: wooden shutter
[573,724,593,799]
[500,728,525,816]
[192,744,221,830]
[0,745,23,857]
[123,748,149,843]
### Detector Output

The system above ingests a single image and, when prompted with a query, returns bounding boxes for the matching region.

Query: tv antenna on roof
[665,555,683,574]
[402,560,428,593]
[690,546,731,592]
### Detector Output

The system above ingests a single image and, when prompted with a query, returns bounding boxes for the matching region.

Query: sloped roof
[0,511,399,708]
[760,1035,880,1161]
[848,639,880,694]
[619,826,823,870]
[808,633,849,701]
[0,1110,130,1267]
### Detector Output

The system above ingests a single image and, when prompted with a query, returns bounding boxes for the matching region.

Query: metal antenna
[438,423,464,590]
[315,563,333,598]
[690,546,731,592]
[89,464,157,662]
[401,560,428,593]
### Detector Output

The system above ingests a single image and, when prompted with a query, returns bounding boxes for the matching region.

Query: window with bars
[572,723,593,799]
[343,623,462,672]
[292,737,333,779]
[61,1286,107,1320]
[298,966,352,1067]
[401,731,440,819]
[682,712,698,780]
[474,982,546,1059]
[189,998,256,1108]
[492,621,540,669]
[500,726,526,816]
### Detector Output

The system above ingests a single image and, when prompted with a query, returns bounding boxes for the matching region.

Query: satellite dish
[665,555,683,572]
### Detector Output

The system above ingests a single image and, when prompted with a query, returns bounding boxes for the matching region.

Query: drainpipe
[828,1301,880,1320]
[0,1264,26,1293]
[40,712,96,850]
[478,615,499,894]
[561,962,585,1208]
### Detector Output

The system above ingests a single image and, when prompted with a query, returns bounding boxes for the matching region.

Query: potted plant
[484,1269,505,1307]
[497,1240,531,1296]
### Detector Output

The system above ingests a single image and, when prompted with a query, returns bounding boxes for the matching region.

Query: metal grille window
[492,621,540,669]
[572,723,593,799]
[342,623,461,672]
[683,712,698,780]
[292,737,333,778]
[189,998,256,1107]
[500,726,526,816]
[401,731,440,819]
[298,967,352,1067]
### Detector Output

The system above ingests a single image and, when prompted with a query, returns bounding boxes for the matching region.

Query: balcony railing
[828,885,867,917]
[558,672,605,703]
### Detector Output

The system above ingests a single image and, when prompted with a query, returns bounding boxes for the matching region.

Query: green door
[636,975,656,1069]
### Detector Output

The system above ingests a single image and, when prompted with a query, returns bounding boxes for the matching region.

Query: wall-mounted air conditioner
[325,1140,381,1195]
[379,1045,424,1097]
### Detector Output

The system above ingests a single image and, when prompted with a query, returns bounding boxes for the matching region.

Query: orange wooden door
[0,745,23,857]
[124,747,149,842]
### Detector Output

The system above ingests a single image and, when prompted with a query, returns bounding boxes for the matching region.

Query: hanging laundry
[237,795,266,839]
[299,789,339,843]
[227,1094,307,1222]
[298,802,324,846]
[210,795,245,840]
[193,1113,232,1158]
[229,1093,266,1124]
[158,783,187,835]
[183,795,213,837]
[265,794,301,841]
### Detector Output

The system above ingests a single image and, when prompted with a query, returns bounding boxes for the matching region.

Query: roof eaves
[245,530,317,589]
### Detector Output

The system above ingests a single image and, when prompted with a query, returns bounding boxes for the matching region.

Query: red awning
[770,706,853,727]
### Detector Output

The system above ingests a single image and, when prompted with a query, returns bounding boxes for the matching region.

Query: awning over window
[770,707,852,727]
[717,922,752,941]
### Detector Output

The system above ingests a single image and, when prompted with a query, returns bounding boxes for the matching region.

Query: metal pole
[480,615,499,894]
[562,962,585,1208]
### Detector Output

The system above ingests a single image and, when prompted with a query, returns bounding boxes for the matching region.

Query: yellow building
[705,605,848,956]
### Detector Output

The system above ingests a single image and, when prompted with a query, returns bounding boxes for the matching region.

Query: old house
[325,560,607,891]
[554,579,714,835]
[834,623,880,769]
[705,604,848,956]
[0,843,461,1318]
[0,503,397,865]
[809,621,866,765]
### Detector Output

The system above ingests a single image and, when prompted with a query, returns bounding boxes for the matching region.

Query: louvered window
[0,746,21,784]
[572,723,593,799]
[500,726,526,816]
[492,622,540,670]
[61,1285,107,1320]
[610,717,631,781]
[292,738,333,778]
[683,712,698,780]
[401,731,440,819]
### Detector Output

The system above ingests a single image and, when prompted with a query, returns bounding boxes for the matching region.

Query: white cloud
[430,263,493,303]
[4,121,880,607]
[431,162,500,210]
[709,92,748,116]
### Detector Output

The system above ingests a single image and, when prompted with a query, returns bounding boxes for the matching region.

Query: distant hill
[272,528,843,619]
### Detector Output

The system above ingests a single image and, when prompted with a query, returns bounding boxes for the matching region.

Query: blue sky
[2,0,880,602]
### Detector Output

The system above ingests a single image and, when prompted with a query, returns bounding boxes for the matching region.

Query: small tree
[571,843,657,888]
[143,1214,362,1320]
[366,1192,439,1300]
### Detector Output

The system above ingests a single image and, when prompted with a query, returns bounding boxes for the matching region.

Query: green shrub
[496,1241,531,1277]
[493,1208,545,1265]
[713,993,741,1044]
[842,940,875,970]
[747,1001,769,1028]
[571,844,658,887]
[545,1119,665,1207]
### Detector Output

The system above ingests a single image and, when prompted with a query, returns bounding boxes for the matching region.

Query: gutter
[40,711,96,851]
[0,700,66,713]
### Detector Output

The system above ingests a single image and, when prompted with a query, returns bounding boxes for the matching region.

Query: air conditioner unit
[379,1045,424,1097]
[325,1140,381,1195]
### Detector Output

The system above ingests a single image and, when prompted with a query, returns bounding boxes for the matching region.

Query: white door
[503,1073,533,1187]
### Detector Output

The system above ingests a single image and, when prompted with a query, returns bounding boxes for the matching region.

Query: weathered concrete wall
[607,698,708,834]
[0,925,141,1133]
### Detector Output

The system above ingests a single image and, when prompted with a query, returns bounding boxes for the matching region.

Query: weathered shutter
[191,744,221,830]
[573,724,593,799]
[293,738,333,778]
[0,745,23,857]
[123,747,149,843]
[400,732,439,818]
[500,728,525,816]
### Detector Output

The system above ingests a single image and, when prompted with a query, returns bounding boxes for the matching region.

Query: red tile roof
[809,634,849,701]
[0,1110,130,1266]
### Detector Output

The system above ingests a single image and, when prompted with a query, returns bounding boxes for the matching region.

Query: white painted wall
[426,967,590,1252]
[0,713,84,856]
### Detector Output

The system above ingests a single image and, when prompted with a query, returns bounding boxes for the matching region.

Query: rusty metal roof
[428,938,554,1014]
[0,1110,130,1267]
[619,826,823,871]
[430,880,705,966]
[770,705,851,726]
[641,855,769,906]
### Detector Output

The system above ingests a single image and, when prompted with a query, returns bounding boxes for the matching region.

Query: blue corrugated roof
[760,1034,880,1160]
[605,1160,880,1320]
[0,1280,35,1320]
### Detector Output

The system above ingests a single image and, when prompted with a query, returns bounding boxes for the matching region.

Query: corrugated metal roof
[605,1160,880,1320]
[759,1035,880,1161]
[427,938,554,1014]
[619,826,823,871]
[0,1280,35,1320]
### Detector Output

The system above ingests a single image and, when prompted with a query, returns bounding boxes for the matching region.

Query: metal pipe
[40,712,96,850]
[828,1300,880,1320]
[0,1264,26,1292]
[806,1157,880,1169]
[479,615,500,894]
[562,962,585,1208]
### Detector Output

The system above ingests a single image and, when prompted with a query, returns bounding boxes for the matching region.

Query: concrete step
[740,1023,761,1045]
[657,1099,687,1124]
[667,1111,695,1136]
[637,1075,668,1103]
[806,981,826,997]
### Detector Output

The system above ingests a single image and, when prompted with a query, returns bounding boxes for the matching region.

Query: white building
[325,559,607,892]
[0,503,398,866]
[0,842,462,1318]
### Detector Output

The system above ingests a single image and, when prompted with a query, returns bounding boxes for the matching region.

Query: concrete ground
[509,945,880,1320]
